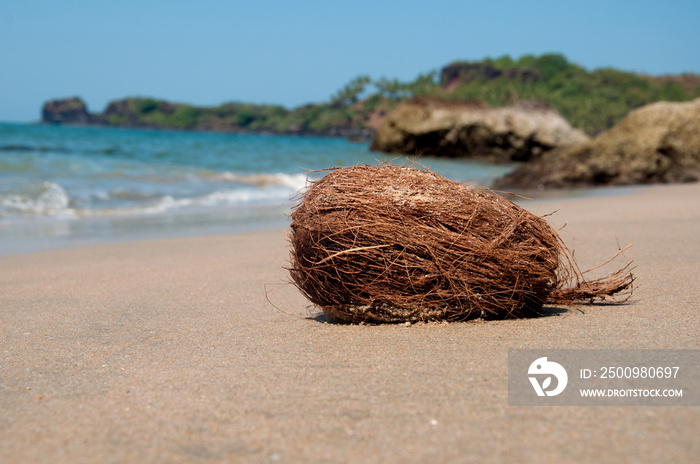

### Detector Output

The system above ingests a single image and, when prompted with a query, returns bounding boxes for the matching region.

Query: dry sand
[1,183,699,463]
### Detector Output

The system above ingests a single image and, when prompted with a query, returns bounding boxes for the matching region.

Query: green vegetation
[424,53,699,134]
[330,75,372,108]
[91,54,700,136]
[59,97,88,111]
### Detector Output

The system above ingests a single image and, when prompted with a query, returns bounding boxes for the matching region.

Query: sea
[0,122,517,255]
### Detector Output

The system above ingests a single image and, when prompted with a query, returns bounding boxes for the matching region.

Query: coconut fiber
[288,164,634,323]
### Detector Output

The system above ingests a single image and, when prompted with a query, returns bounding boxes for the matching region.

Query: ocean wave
[0,182,75,217]
[133,186,294,215]
[74,186,293,218]
[0,176,303,221]
[80,188,288,217]
[90,170,310,191]
[216,172,309,191]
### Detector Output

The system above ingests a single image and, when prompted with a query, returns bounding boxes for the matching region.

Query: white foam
[76,185,293,218]
[217,172,309,192]
[0,173,305,221]
[150,187,291,211]
[0,182,75,217]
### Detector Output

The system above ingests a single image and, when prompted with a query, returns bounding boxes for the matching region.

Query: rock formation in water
[370,97,589,163]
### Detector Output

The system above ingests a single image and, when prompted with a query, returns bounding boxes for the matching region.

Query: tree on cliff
[330,75,371,108]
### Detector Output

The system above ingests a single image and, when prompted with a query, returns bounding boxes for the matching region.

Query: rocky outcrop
[370,98,589,163]
[494,98,700,190]
[38,96,378,140]
[42,97,95,124]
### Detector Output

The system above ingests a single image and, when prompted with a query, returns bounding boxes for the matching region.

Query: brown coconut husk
[287,164,634,323]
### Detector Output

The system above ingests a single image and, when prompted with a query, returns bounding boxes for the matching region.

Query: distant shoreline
[38,54,700,144]
[36,119,376,142]
[40,96,380,141]
[24,120,374,143]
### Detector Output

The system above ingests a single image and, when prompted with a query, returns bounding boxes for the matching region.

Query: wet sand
[1,183,699,463]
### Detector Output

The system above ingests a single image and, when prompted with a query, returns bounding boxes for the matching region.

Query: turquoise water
[0,123,517,255]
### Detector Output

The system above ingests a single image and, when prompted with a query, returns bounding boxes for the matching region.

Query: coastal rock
[370,98,589,162]
[42,97,93,124]
[494,98,700,190]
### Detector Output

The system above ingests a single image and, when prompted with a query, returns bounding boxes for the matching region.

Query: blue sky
[1,0,699,122]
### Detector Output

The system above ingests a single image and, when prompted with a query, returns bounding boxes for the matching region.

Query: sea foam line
[216,172,309,191]
[0,171,310,220]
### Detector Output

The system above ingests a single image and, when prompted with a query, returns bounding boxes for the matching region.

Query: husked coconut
[288,164,634,323]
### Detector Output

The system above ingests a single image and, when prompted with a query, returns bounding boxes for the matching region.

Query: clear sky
[1,0,699,122]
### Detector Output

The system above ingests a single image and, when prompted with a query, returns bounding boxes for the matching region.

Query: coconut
[288,164,634,323]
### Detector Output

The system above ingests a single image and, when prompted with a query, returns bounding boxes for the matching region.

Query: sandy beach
[1,183,699,463]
